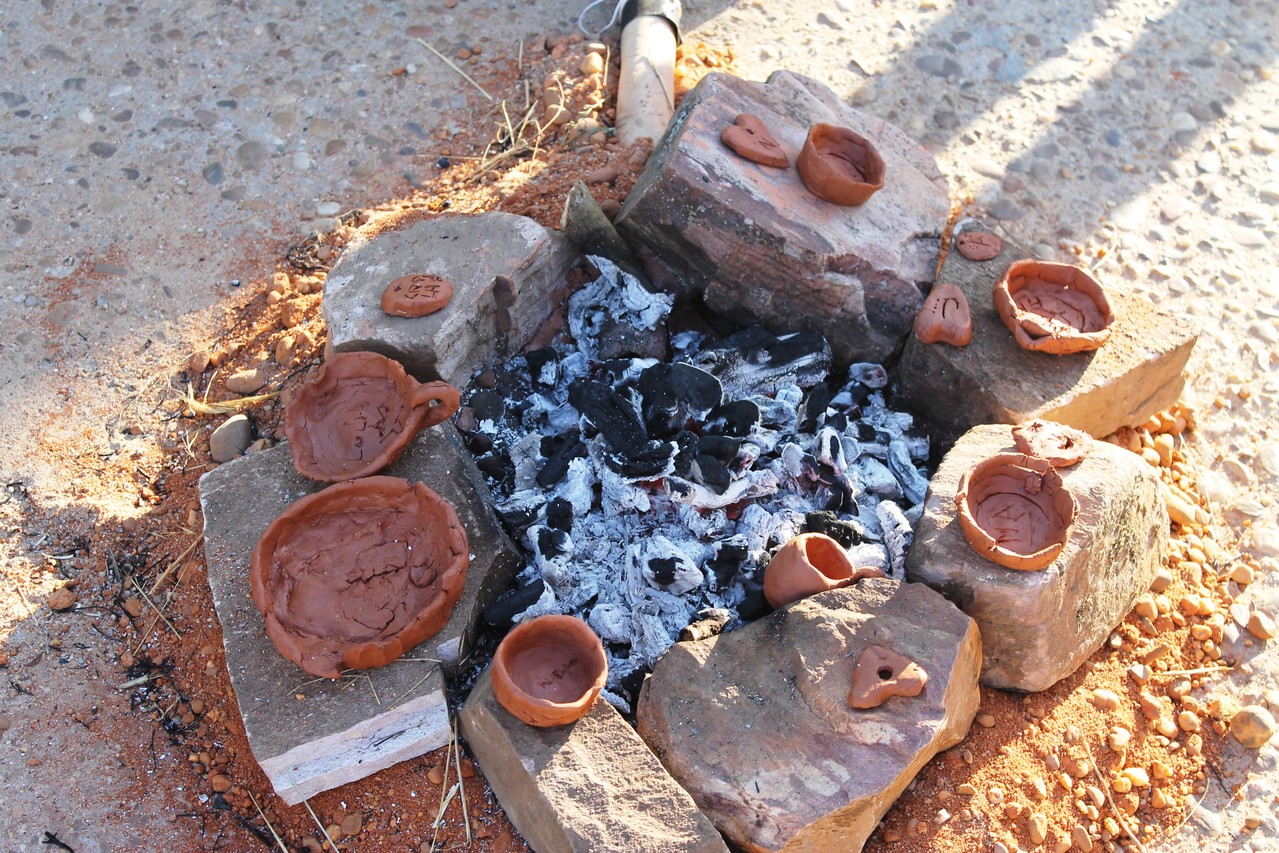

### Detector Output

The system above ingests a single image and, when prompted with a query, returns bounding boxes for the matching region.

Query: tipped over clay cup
[992,260,1114,354]
[955,453,1078,571]
[285,351,461,482]
[796,123,886,206]
[250,476,469,678]
[763,532,885,609]
[491,614,608,728]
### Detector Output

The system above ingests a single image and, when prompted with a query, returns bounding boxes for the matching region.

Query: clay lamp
[992,259,1115,354]
[848,645,929,709]
[1012,419,1092,468]
[285,350,461,482]
[490,614,608,728]
[720,114,789,168]
[796,123,886,206]
[250,476,469,678]
[763,532,885,609]
[955,453,1078,571]
[913,282,973,347]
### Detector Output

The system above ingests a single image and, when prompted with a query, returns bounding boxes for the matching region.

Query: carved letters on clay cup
[490,614,608,728]
[763,532,885,609]
[914,282,973,347]
[796,123,886,207]
[992,260,1115,354]
[848,645,929,709]
[1012,419,1092,468]
[285,351,461,482]
[250,476,469,678]
[955,453,1078,571]
[720,114,790,168]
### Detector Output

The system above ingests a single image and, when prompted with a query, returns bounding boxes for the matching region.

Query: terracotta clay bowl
[285,351,461,482]
[491,614,608,727]
[796,123,886,206]
[992,260,1115,354]
[955,453,1078,571]
[763,532,885,609]
[250,476,469,678]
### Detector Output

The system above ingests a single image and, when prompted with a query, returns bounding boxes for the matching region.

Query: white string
[577,0,629,39]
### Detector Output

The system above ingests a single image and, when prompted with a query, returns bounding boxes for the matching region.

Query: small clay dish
[381,274,453,318]
[1012,419,1091,468]
[285,351,461,482]
[763,532,885,609]
[250,476,469,678]
[992,260,1115,354]
[491,614,608,727]
[720,114,789,168]
[955,453,1078,571]
[796,123,886,206]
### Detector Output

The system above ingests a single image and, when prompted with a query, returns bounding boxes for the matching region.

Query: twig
[128,575,181,639]
[247,790,289,853]
[1154,666,1232,678]
[1082,738,1148,853]
[453,716,471,844]
[366,674,381,706]
[116,673,157,690]
[416,38,494,102]
[389,669,435,708]
[130,612,163,657]
[149,532,204,597]
[302,798,340,853]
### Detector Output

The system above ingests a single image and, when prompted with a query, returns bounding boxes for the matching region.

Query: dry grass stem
[247,789,290,853]
[148,531,203,597]
[128,574,181,639]
[417,38,494,102]
[452,716,471,843]
[303,798,341,853]
[1083,738,1149,853]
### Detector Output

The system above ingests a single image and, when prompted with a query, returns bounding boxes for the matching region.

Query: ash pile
[458,258,931,712]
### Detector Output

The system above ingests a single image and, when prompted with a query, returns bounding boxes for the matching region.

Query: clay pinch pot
[720,114,789,168]
[796,123,886,206]
[1012,419,1092,468]
[913,282,973,347]
[848,645,929,709]
[285,351,460,482]
[992,259,1115,354]
[763,532,886,609]
[955,453,1078,571]
[250,476,469,678]
[491,614,608,728]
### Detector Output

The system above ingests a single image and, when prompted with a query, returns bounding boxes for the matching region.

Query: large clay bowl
[796,123,886,206]
[250,476,469,678]
[955,453,1078,571]
[491,615,607,727]
[992,260,1115,354]
[285,351,461,482]
[763,532,884,609]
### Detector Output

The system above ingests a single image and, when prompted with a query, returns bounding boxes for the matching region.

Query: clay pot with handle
[992,259,1114,354]
[491,614,608,728]
[763,532,885,609]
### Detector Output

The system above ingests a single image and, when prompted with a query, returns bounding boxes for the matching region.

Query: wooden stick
[416,39,494,102]
[1083,738,1148,853]
[150,532,203,597]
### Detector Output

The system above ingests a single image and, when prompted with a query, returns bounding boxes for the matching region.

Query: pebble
[1029,812,1048,844]
[580,52,605,76]
[1230,706,1277,748]
[225,367,268,395]
[315,201,342,217]
[1091,689,1121,711]
[585,165,618,185]
[340,812,363,836]
[1251,130,1278,153]
[989,198,1023,220]
[47,587,77,611]
[1248,610,1277,640]
[1071,823,1092,851]
[1127,663,1151,685]
[209,414,252,463]
[1150,566,1174,593]
[975,712,996,728]
[1108,726,1131,751]
[209,773,233,792]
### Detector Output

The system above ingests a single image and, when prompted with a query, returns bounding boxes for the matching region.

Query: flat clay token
[914,282,973,347]
[955,231,1003,261]
[720,114,789,168]
[381,274,453,318]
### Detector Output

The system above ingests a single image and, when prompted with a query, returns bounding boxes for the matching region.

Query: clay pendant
[914,282,973,347]
[992,259,1114,354]
[763,532,885,609]
[955,453,1078,571]
[720,114,789,168]
[1012,419,1091,467]
[848,646,929,709]
[796,123,886,206]
[955,230,1003,261]
[491,615,608,727]
[381,274,453,318]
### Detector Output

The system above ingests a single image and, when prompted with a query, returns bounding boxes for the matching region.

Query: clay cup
[796,123,886,206]
[491,614,608,727]
[955,453,1078,571]
[763,532,884,609]
[992,260,1114,354]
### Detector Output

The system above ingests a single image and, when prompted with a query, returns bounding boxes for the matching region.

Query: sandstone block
[905,424,1168,692]
[322,212,579,386]
[898,230,1197,441]
[615,71,948,365]
[460,670,728,853]
[637,579,980,853]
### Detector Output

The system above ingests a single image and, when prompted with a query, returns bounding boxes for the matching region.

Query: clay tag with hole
[848,645,929,709]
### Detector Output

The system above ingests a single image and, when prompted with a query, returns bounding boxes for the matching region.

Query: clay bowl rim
[491,614,608,727]
[992,259,1115,354]
[249,475,469,678]
[954,452,1078,572]
[284,350,461,483]
[797,122,887,206]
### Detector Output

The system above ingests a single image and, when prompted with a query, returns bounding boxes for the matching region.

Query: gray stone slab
[460,670,729,853]
[322,212,579,387]
[198,424,520,804]
[897,229,1197,441]
[905,424,1168,692]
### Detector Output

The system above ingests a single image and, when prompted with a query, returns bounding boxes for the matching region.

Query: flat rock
[322,212,579,386]
[905,424,1167,692]
[615,71,948,366]
[898,229,1197,441]
[460,670,728,853]
[636,579,980,852]
[198,424,520,804]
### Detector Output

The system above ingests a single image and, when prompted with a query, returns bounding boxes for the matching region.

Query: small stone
[1230,705,1277,748]
[976,712,996,728]
[47,587,77,611]
[427,763,445,785]
[1177,710,1200,732]
[1029,812,1048,844]
[1151,760,1170,779]
[316,201,342,217]
[586,165,618,185]
[1071,823,1092,851]
[1247,610,1276,640]
[1122,767,1150,788]
[1230,564,1255,585]
[1150,566,1174,593]
[580,52,605,76]
[1112,775,1132,794]
[210,773,233,792]
[1127,663,1151,685]
[188,350,211,374]
[1091,689,1121,712]
[122,598,143,618]
[1108,726,1131,751]
[225,367,268,395]
[1252,130,1278,154]
[1031,776,1047,800]
[987,786,1004,804]
[1133,594,1158,621]
[340,812,363,836]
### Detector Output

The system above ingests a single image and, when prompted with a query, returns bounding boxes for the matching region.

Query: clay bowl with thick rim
[763,532,885,609]
[491,614,608,728]
[992,259,1115,354]
[285,351,461,482]
[796,123,886,206]
[250,476,469,678]
[955,453,1078,571]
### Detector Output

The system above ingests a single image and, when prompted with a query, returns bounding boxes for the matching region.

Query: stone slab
[322,212,579,386]
[636,580,980,853]
[905,424,1168,692]
[198,423,520,804]
[897,229,1197,441]
[460,670,729,853]
[615,70,948,365]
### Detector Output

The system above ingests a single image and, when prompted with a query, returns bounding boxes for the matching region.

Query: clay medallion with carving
[720,113,789,168]
[763,532,885,609]
[796,123,886,206]
[1012,418,1092,468]
[992,259,1115,354]
[381,273,454,318]
[250,476,469,678]
[954,230,1004,262]
[848,645,930,709]
[285,351,461,482]
[955,453,1078,571]
[914,282,973,347]
[490,614,608,727]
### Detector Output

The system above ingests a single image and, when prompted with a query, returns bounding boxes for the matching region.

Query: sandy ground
[1,0,1276,850]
